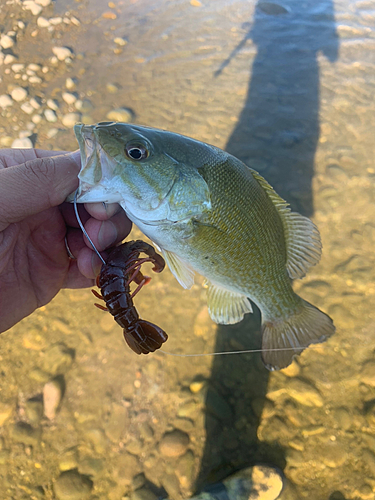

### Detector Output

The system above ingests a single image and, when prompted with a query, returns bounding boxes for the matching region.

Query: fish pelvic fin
[261,299,335,371]
[206,282,253,324]
[162,249,195,289]
[250,169,322,279]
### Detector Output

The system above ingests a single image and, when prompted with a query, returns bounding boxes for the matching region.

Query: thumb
[0,151,80,231]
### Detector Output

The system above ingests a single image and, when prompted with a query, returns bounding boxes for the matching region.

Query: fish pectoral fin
[261,299,335,371]
[250,169,322,279]
[162,249,195,289]
[206,282,253,325]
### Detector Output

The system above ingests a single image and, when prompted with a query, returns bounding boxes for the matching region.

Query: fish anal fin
[250,169,322,279]
[261,299,335,371]
[162,249,195,289]
[207,282,253,325]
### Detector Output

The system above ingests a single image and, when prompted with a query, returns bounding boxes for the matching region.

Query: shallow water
[1,0,375,499]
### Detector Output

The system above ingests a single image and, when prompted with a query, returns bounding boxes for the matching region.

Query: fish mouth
[67,123,123,204]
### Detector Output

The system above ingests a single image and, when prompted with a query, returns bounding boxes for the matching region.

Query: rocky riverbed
[1,0,375,499]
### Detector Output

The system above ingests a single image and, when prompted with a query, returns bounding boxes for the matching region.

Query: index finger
[0,148,75,169]
[84,202,122,220]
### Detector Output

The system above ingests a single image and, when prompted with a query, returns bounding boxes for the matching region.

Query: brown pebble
[159,429,189,457]
[102,11,117,19]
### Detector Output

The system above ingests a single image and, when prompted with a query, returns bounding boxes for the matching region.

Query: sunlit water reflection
[0,0,375,499]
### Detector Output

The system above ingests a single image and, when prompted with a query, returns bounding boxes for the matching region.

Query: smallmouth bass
[71,121,335,370]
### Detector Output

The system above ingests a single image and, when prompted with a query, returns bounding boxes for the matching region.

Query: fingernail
[103,203,121,218]
[98,221,117,249]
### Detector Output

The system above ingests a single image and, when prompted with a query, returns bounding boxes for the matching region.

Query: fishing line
[160,345,309,357]
[73,188,106,265]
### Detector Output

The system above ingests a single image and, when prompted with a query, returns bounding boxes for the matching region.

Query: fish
[70,121,335,370]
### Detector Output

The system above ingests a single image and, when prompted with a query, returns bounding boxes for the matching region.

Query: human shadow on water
[195,310,286,489]
[225,0,338,218]
[195,0,338,491]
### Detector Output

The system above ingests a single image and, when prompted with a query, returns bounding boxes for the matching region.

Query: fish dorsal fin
[162,249,195,289]
[250,169,322,279]
[206,282,253,325]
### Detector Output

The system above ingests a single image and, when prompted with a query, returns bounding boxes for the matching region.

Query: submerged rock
[75,99,93,113]
[84,428,107,454]
[52,46,74,61]
[23,1,43,16]
[159,429,189,457]
[21,102,35,115]
[204,386,233,421]
[62,92,77,105]
[37,17,50,28]
[131,487,158,500]
[362,361,375,386]
[106,82,120,93]
[321,441,347,468]
[43,378,64,420]
[62,112,80,127]
[0,94,13,108]
[66,77,77,90]
[0,402,13,426]
[114,37,127,46]
[284,378,323,407]
[106,107,133,122]
[250,465,284,500]
[11,86,28,102]
[47,98,59,110]
[189,465,283,500]
[0,34,15,49]
[41,343,75,375]
[54,469,93,500]
[25,398,44,425]
[104,402,129,442]
[12,137,33,148]
[11,422,41,446]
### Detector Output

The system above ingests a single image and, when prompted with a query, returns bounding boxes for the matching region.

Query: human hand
[0,148,131,334]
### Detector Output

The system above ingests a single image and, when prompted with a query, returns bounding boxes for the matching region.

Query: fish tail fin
[261,299,335,371]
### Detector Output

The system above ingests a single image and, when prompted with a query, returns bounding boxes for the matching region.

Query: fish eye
[125,143,149,161]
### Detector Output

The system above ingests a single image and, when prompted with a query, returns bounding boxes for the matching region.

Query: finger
[83,210,132,252]
[0,148,72,169]
[63,259,95,289]
[76,246,106,279]
[65,227,87,258]
[60,202,90,228]
[60,202,124,227]
[0,151,81,231]
[84,202,122,220]
[65,227,108,269]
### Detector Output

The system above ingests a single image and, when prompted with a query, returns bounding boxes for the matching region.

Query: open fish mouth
[67,123,124,204]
